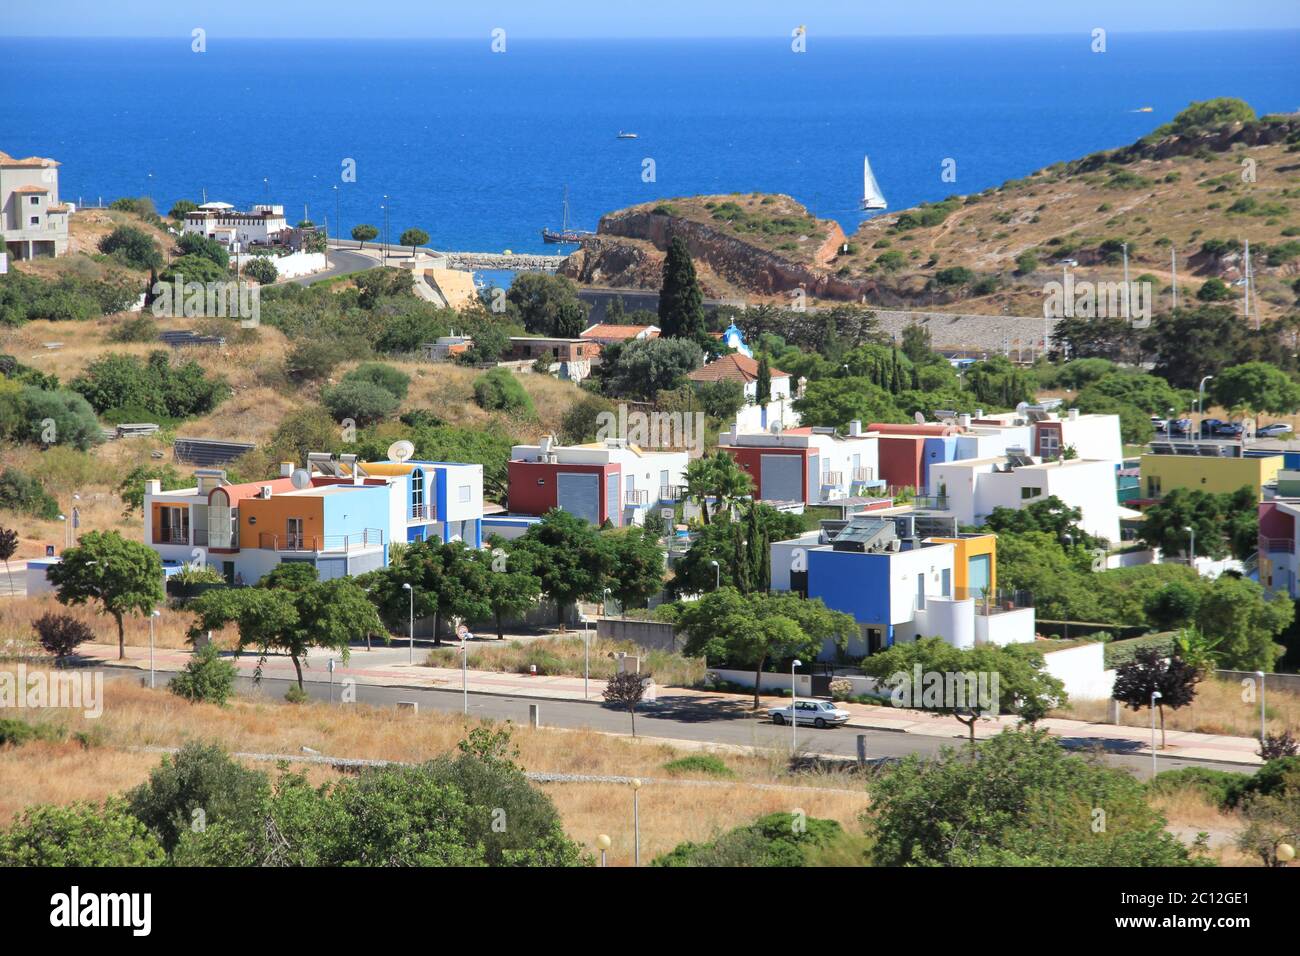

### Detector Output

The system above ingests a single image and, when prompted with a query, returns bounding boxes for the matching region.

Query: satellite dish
[914,411,926,425]
[771,420,784,435]
[388,440,415,463]
[290,468,311,490]
[1015,402,1029,416]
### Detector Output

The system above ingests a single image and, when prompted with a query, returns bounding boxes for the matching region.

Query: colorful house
[717,422,880,504]
[1139,442,1283,501]
[769,514,1034,660]
[689,352,798,433]
[507,435,688,527]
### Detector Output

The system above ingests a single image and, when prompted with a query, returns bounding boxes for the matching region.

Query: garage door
[761,454,803,502]
[557,472,600,525]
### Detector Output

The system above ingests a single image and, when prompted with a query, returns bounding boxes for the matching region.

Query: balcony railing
[409,503,434,521]
[821,471,843,488]
[851,467,873,483]
[154,528,190,545]
[1259,536,1295,556]
[625,489,650,506]
[257,529,384,552]
[913,495,950,511]
[658,485,683,502]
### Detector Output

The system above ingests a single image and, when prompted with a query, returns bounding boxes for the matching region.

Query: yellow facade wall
[931,533,998,593]
[1139,454,1282,499]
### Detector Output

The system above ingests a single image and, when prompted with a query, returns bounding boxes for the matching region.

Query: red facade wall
[1259,502,1294,542]
[507,460,617,523]
[720,445,812,502]
[876,436,926,490]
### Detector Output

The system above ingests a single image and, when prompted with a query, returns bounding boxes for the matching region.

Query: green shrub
[341,362,410,400]
[243,257,278,285]
[654,811,847,866]
[321,378,400,426]
[473,367,534,414]
[284,684,309,704]
[33,612,95,661]
[662,754,736,778]
[168,644,238,706]
[99,225,163,270]
[107,314,160,343]
[0,468,60,519]
[0,799,165,866]
[1224,755,1300,809]
[1148,766,1249,808]
[0,717,64,747]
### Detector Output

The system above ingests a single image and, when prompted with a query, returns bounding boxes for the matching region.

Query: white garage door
[760,454,803,502]
[557,472,600,525]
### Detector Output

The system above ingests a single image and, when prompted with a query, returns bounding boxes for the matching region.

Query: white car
[769,700,851,728]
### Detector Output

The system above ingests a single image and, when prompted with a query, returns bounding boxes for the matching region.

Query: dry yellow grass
[0,594,235,652]
[1059,675,1300,739]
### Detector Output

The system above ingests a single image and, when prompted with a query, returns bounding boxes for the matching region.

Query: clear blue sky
[3,0,1299,38]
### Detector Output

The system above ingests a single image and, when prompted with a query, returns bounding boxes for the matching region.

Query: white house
[688,352,800,433]
[718,422,881,504]
[925,453,1123,544]
[183,202,290,250]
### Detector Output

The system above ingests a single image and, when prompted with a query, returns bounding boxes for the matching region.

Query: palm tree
[684,456,717,524]
[708,453,754,521]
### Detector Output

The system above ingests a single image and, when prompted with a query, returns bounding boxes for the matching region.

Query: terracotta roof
[687,352,789,385]
[0,151,60,168]
[47,204,69,213]
[12,185,49,194]
[580,323,659,341]
[208,476,299,505]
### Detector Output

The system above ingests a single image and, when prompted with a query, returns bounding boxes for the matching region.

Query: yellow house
[1139,452,1283,500]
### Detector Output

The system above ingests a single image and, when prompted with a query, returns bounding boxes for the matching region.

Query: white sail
[860,155,887,211]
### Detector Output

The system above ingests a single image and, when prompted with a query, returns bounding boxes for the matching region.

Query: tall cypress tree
[658,236,706,342]
[755,353,772,406]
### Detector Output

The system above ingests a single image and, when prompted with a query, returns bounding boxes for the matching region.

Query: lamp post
[583,617,590,701]
[1150,690,1162,776]
[596,834,611,867]
[709,559,720,591]
[402,582,414,664]
[148,609,161,688]
[332,184,340,245]
[1061,534,1073,641]
[461,636,468,715]
[1256,670,1267,745]
[1197,375,1213,434]
[630,779,642,867]
[1184,525,1195,570]
[1166,407,1175,441]
[791,658,802,754]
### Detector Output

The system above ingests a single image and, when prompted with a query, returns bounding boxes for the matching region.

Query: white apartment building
[183,202,290,249]
[1,150,70,259]
[718,421,881,503]
[926,454,1123,543]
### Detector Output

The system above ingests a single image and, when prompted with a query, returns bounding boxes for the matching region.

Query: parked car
[1215,422,1244,437]
[1257,423,1294,438]
[1168,418,1193,436]
[769,699,851,728]
[1199,418,1226,437]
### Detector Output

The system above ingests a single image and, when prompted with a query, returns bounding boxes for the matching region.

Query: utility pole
[1243,240,1252,327]
[1170,248,1178,310]
[1121,242,1130,319]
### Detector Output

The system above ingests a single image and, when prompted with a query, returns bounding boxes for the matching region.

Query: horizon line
[3,27,1299,41]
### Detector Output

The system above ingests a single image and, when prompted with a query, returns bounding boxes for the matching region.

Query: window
[411,469,424,518]
[286,517,304,549]
[29,216,39,225]
[1147,476,1162,497]
[458,484,471,503]
[157,506,189,544]
[29,196,40,205]
[1020,486,1042,500]
[1039,431,1060,457]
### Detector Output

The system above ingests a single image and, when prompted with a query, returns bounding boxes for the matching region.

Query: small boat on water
[860,155,887,211]
[617,131,639,139]
[541,186,596,245]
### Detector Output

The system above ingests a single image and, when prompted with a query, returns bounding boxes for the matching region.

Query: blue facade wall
[922,436,957,490]
[806,549,892,626]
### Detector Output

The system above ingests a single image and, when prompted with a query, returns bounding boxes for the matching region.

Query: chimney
[958,413,971,429]
[1069,407,1080,420]
[976,409,984,419]
[145,479,161,495]
[538,434,554,461]
[280,461,294,477]
[849,420,862,437]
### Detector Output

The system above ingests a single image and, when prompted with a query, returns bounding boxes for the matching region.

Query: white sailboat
[860,155,887,211]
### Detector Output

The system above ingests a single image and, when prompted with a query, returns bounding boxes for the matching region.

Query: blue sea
[2,32,1298,255]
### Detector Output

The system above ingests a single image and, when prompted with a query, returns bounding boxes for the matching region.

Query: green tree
[243,256,278,285]
[177,232,231,269]
[859,637,1065,744]
[602,525,666,609]
[474,538,543,640]
[473,367,534,414]
[47,530,164,660]
[1212,362,1300,431]
[669,505,804,596]
[602,336,704,400]
[187,564,382,688]
[321,378,400,426]
[506,273,588,337]
[655,811,850,866]
[399,227,430,255]
[1194,574,1292,671]
[351,224,379,249]
[658,236,706,342]
[0,799,165,866]
[682,452,754,525]
[983,495,1099,548]
[755,352,772,406]
[168,642,238,705]
[864,729,1194,866]
[670,588,854,709]
[512,509,612,627]
[362,540,492,646]
[98,225,163,270]
[168,199,198,221]
[17,386,103,450]
[793,376,901,430]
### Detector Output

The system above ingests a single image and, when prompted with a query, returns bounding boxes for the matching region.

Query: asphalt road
[290,248,377,285]
[117,669,1250,781]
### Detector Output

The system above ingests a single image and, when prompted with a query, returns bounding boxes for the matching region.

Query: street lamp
[460,634,469,715]
[791,658,802,754]
[1150,690,1163,776]
[401,582,414,664]
[1166,407,1175,441]
[630,779,642,867]
[1183,525,1195,570]
[332,184,340,246]
[148,609,161,688]
[595,833,611,867]
[1197,375,1214,433]
[1256,670,1267,746]
[709,559,720,591]
[1061,534,1072,641]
